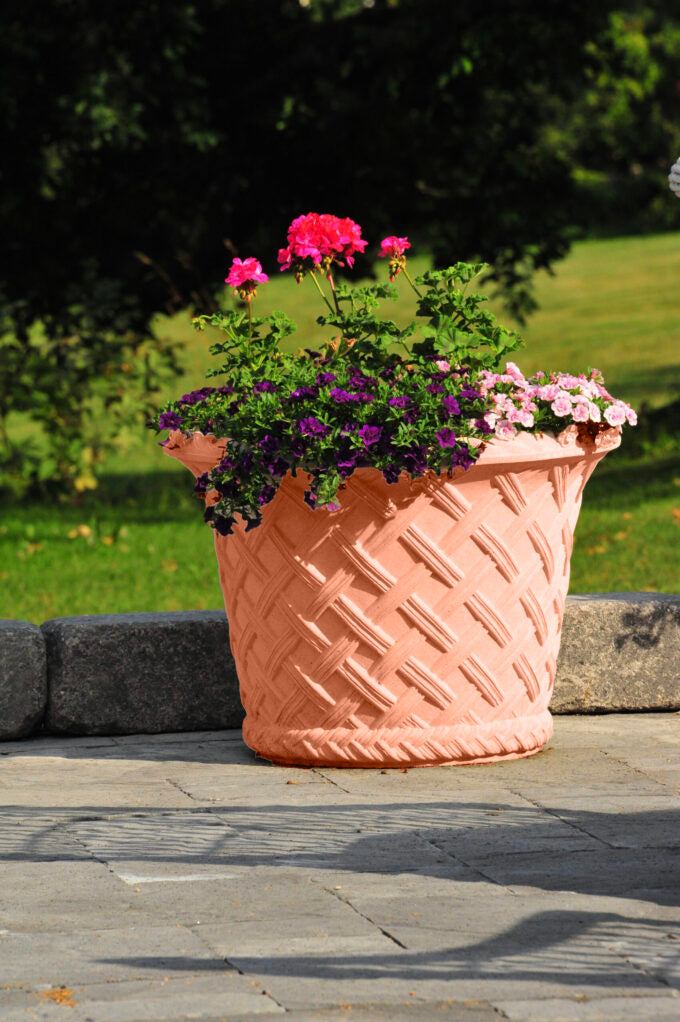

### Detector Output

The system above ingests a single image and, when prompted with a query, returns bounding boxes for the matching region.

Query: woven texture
[166,429,619,767]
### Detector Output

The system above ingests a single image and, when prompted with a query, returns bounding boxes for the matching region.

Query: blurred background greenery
[1,0,678,618]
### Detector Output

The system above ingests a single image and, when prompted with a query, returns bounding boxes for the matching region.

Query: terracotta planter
[165,427,620,768]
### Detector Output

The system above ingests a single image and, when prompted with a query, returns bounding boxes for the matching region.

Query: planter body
[165,428,620,767]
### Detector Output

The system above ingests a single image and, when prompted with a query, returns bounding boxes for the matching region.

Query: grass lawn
[2,233,679,621]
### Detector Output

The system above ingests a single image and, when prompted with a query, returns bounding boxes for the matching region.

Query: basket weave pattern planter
[166,428,620,767]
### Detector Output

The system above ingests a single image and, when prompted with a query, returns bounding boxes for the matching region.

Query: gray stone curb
[0,619,47,739]
[41,611,243,737]
[553,592,680,712]
[1,594,678,740]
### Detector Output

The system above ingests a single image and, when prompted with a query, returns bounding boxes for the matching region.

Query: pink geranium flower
[278,213,368,275]
[225,257,269,298]
[378,236,411,259]
[378,235,411,281]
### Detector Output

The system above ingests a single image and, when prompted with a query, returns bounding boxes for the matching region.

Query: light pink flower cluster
[225,257,269,299]
[477,362,637,440]
[278,213,368,274]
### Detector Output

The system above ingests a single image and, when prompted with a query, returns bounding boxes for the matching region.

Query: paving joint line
[601,749,678,792]
[310,767,352,793]
[509,788,617,850]
[190,925,288,1011]
[413,831,518,892]
[317,881,408,950]
[166,777,223,803]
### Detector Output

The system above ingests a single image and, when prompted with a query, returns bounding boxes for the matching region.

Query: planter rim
[164,424,622,476]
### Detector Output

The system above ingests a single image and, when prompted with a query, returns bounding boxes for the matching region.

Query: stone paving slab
[0,975,283,1022]
[0,713,678,1020]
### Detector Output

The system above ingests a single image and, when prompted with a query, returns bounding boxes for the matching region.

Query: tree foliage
[551,4,680,236]
[4,0,663,492]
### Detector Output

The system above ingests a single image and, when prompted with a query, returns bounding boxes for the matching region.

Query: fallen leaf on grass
[68,524,92,539]
[162,559,178,573]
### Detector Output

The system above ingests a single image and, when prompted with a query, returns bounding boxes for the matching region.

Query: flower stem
[246,298,253,360]
[309,271,335,314]
[327,270,341,314]
[402,266,422,297]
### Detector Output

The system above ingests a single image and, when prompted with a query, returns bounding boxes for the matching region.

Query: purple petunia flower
[329,388,360,404]
[298,417,329,437]
[179,387,215,406]
[402,446,428,474]
[265,456,289,476]
[215,477,237,498]
[347,370,378,391]
[454,445,475,470]
[193,472,210,494]
[337,454,357,478]
[388,395,410,408]
[289,386,318,401]
[474,418,493,435]
[382,464,401,484]
[316,372,338,385]
[426,383,444,394]
[290,437,307,457]
[358,424,383,448]
[258,484,277,506]
[442,395,460,416]
[214,516,235,536]
[461,387,481,400]
[159,411,183,429]
[253,381,278,394]
[258,434,280,454]
[436,427,457,448]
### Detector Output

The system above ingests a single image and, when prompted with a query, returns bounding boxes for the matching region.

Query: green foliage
[550,4,680,236]
[0,281,180,497]
[0,0,628,496]
[411,265,524,367]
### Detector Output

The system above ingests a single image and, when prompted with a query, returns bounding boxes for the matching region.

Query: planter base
[243,709,553,768]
